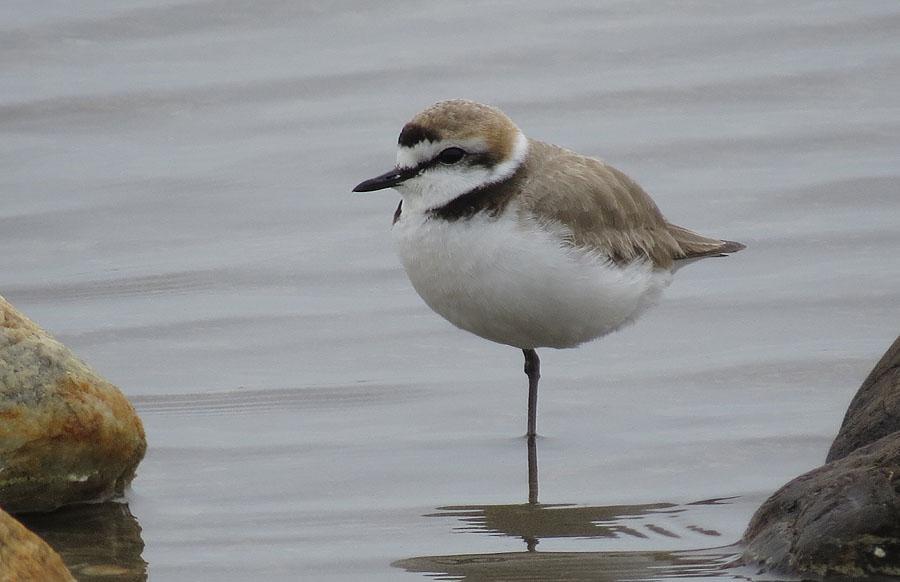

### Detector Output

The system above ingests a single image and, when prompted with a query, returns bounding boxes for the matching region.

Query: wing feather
[518,140,743,268]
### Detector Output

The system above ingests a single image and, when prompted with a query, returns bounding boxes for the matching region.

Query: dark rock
[742,335,900,578]
[827,335,900,463]
[743,433,900,577]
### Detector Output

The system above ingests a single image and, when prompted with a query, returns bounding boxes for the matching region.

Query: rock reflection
[18,502,146,582]
[395,437,737,581]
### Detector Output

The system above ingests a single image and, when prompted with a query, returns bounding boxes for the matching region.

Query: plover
[354,99,744,437]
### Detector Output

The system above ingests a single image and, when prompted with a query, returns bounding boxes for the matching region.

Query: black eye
[437,147,466,165]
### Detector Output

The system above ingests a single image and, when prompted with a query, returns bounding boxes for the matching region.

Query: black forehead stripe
[398,123,440,148]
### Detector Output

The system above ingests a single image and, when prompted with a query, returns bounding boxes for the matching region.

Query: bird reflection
[527,435,538,506]
[395,436,738,581]
[526,434,538,551]
[432,436,698,546]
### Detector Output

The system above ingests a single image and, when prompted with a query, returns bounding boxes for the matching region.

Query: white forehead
[395,137,488,170]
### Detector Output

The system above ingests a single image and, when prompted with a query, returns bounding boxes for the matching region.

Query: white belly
[392,207,672,349]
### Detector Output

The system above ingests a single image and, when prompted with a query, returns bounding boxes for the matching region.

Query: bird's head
[353,100,529,212]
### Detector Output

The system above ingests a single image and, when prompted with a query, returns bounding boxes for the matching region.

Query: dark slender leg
[522,349,540,437]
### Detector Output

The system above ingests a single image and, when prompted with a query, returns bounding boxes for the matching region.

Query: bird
[353,99,744,437]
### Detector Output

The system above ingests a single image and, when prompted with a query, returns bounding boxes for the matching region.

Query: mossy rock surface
[0,295,146,513]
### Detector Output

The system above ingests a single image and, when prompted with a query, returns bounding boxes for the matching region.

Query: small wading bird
[354,100,744,437]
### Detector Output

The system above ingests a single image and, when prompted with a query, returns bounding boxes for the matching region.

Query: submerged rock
[0,507,75,581]
[0,295,146,513]
[742,335,900,578]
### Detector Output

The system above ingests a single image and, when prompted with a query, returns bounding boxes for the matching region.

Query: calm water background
[2,1,899,580]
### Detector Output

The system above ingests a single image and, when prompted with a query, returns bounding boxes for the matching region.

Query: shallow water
[2,1,899,580]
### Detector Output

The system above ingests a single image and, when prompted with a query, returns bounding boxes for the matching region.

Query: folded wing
[519,140,744,269]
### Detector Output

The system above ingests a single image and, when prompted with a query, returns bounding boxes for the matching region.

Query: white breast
[392,204,672,349]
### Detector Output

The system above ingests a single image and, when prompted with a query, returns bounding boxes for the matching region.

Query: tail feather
[667,223,746,260]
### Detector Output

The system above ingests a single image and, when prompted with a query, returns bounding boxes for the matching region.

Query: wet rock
[0,295,146,513]
[743,434,900,577]
[0,507,75,581]
[742,335,900,578]
[827,335,900,463]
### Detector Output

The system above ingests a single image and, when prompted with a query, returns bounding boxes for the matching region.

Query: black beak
[352,167,416,192]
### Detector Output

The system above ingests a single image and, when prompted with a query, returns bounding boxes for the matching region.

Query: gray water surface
[2,1,899,580]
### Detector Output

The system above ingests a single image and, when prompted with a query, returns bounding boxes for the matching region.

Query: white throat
[394,131,529,215]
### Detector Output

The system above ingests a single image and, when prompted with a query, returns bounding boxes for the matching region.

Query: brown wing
[518,140,743,269]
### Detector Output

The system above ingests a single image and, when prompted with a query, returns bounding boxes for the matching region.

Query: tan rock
[0,295,146,513]
[0,507,75,582]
